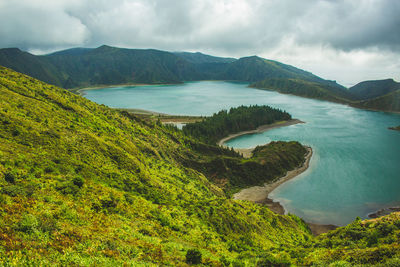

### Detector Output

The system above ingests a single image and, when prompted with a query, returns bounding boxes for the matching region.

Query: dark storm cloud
[0,0,399,84]
[294,0,400,51]
[1,0,399,53]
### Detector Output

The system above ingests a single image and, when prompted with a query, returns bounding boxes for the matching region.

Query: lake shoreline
[218,119,304,147]
[73,80,245,97]
[233,146,337,235]
[220,120,339,235]
[72,82,181,96]
[232,146,312,208]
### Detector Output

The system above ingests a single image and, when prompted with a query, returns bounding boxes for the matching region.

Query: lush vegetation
[1,66,399,266]
[180,141,307,193]
[302,213,400,266]
[182,105,291,144]
[0,66,311,265]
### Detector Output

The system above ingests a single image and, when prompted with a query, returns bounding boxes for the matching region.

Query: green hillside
[0,66,311,265]
[44,45,204,88]
[251,78,355,103]
[0,46,342,90]
[216,56,329,83]
[1,67,400,266]
[352,90,400,112]
[349,79,400,100]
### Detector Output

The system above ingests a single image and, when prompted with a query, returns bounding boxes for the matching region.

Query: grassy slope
[0,66,311,265]
[303,213,400,266]
[1,66,399,266]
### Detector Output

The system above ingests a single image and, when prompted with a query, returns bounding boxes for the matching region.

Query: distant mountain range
[0,45,399,112]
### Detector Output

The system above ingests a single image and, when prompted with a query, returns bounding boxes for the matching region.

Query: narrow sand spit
[233,146,313,205]
[232,146,338,235]
[218,119,304,147]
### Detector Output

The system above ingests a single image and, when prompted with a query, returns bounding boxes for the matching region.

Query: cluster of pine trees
[182,105,291,144]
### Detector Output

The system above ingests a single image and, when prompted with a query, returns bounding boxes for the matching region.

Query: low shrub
[186,248,202,265]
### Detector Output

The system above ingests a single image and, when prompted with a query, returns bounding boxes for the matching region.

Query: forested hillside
[1,67,400,266]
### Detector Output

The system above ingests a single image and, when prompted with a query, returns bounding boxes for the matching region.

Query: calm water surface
[82,81,400,225]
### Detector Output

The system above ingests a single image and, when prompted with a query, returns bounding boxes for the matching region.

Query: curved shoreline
[232,146,312,210]
[232,147,336,235]
[218,119,304,147]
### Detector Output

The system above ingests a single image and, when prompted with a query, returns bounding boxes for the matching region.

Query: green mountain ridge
[1,67,400,265]
[0,45,339,89]
[252,78,400,112]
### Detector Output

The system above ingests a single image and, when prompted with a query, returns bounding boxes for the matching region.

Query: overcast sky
[0,0,399,86]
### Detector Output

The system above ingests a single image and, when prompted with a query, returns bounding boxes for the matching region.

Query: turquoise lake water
[82,81,400,225]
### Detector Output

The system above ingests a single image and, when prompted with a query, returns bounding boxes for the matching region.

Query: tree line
[182,105,291,144]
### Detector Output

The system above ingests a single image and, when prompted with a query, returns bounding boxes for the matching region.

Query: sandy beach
[233,146,312,206]
[232,145,338,235]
